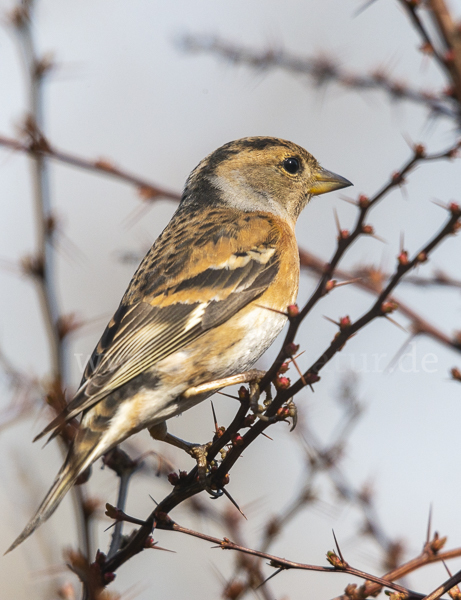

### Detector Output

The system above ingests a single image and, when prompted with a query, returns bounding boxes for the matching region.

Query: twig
[397,0,450,79]
[9,0,93,568]
[0,132,181,203]
[103,448,140,559]
[298,249,461,354]
[422,567,461,600]
[181,35,458,120]
[210,205,460,483]
[427,0,461,106]
[257,141,460,395]
[107,471,132,559]
[164,520,422,598]
[11,3,62,379]
[168,520,461,600]
[96,204,460,582]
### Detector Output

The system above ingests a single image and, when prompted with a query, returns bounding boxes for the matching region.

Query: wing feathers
[36,212,283,440]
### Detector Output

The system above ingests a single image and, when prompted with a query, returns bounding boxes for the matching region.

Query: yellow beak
[308,167,353,196]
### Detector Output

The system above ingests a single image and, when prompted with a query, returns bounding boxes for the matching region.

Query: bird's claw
[275,398,298,430]
[188,442,222,496]
[249,382,275,422]
[249,380,261,414]
[207,487,224,499]
[287,398,298,431]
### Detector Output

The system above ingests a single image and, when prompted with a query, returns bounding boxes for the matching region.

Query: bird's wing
[35,208,284,441]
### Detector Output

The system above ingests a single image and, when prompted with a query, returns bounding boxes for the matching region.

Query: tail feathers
[5,455,88,554]
[33,411,69,443]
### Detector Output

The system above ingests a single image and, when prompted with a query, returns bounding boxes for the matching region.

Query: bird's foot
[249,384,297,430]
[182,369,266,398]
[277,398,298,431]
[148,424,222,496]
[249,382,277,422]
[188,442,222,497]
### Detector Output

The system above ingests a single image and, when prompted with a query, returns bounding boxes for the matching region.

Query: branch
[10,4,62,379]
[103,448,141,559]
[422,565,461,600]
[209,204,460,483]
[181,35,458,120]
[8,0,95,569]
[397,0,461,112]
[163,520,423,599]
[0,132,181,203]
[95,202,460,583]
[298,249,461,355]
[257,140,460,394]
[397,0,450,79]
[427,0,461,105]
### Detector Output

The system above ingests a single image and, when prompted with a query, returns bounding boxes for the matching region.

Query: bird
[7,136,351,553]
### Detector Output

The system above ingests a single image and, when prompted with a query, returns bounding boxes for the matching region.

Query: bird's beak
[308,167,353,196]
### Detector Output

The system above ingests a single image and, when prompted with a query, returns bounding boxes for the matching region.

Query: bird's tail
[5,449,94,554]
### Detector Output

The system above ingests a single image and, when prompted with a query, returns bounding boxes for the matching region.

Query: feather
[34,210,282,442]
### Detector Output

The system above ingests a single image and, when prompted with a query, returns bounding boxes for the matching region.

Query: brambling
[7,136,351,552]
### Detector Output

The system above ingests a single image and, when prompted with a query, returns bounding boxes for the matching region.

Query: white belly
[212,306,287,376]
[96,306,288,449]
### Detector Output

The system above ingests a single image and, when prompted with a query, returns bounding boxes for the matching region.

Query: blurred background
[1,0,461,598]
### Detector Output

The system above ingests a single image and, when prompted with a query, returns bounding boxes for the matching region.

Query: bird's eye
[282,157,300,174]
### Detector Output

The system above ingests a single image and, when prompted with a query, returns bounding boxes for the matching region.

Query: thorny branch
[93,188,461,588]
[298,248,461,355]
[99,509,461,600]
[398,0,461,110]
[181,35,459,121]
[0,132,181,204]
[103,448,141,560]
[257,140,461,394]
[11,3,62,380]
[8,0,95,562]
[169,520,419,598]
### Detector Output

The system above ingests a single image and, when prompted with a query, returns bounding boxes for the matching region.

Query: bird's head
[183,137,352,224]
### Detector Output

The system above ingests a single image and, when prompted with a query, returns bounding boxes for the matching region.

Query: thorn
[217,391,240,400]
[370,233,387,244]
[147,540,176,553]
[442,559,453,577]
[400,231,405,253]
[334,278,362,288]
[334,208,341,235]
[323,315,340,326]
[332,529,345,563]
[221,487,247,520]
[400,182,410,200]
[431,198,447,210]
[211,401,219,434]
[286,350,306,363]
[149,494,158,506]
[290,355,306,386]
[353,0,378,17]
[426,504,433,545]
[384,314,407,333]
[254,304,288,316]
[385,334,416,373]
[340,197,358,206]
[122,202,152,230]
[403,133,415,151]
[257,567,285,588]
[261,432,273,441]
